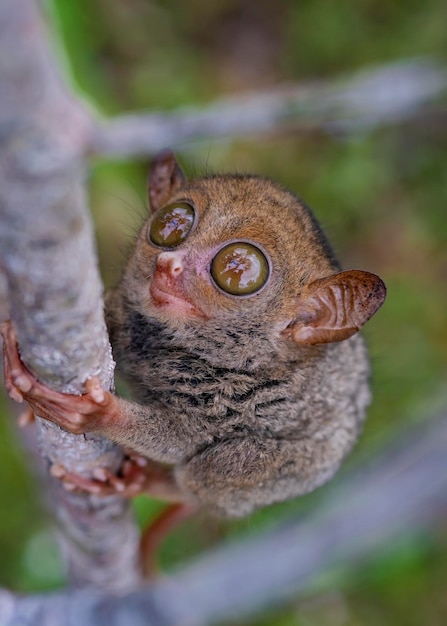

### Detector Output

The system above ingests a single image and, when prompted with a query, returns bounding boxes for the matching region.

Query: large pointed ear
[148,149,186,213]
[285,270,386,346]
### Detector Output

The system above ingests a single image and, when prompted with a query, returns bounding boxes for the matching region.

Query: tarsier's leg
[176,435,346,518]
[53,456,196,577]
[54,457,196,576]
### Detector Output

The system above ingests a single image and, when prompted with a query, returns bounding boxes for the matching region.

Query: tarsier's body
[2,152,385,519]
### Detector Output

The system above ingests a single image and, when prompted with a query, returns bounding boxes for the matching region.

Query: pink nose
[156,251,184,277]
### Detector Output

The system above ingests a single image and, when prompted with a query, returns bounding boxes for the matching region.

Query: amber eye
[149,202,195,248]
[211,242,270,296]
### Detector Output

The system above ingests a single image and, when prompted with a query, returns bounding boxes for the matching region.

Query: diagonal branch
[0,0,140,590]
[89,58,447,159]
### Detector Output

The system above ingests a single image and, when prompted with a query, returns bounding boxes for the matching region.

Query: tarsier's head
[126,151,386,363]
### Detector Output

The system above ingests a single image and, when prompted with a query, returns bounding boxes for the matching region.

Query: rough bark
[1,412,446,626]
[0,0,140,590]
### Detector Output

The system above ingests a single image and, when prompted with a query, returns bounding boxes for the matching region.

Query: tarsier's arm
[1,320,197,465]
[175,434,346,517]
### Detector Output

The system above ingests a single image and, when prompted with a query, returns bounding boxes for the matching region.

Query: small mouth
[150,280,206,319]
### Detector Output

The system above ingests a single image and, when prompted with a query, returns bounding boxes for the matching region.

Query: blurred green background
[1,0,447,623]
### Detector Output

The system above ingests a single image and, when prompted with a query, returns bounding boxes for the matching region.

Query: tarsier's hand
[51,453,151,497]
[1,320,117,435]
[49,453,183,500]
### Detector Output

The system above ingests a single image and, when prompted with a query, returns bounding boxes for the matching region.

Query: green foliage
[285,0,447,77]
[0,398,47,588]
[2,0,447,622]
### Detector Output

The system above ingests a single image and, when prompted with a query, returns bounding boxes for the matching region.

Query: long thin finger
[121,460,148,489]
[15,376,95,413]
[52,464,138,497]
[60,471,114,496]
[1,323,33,396]
[3,344,23,403]
[0,325,75,405]
[85,377,108,406]
[3,343,24,403]
[124,451,149,468]
[27,398,87,432]
[95,467,147,495]
[24,376,112,416]
[92,467,128,493]
[0,320,14,344]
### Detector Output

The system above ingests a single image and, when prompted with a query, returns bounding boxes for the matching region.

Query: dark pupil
[149,203,194,248]
[211,243,269,296]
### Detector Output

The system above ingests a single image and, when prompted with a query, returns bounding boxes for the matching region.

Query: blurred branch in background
[1,410,446,625]
[89,58,447,159]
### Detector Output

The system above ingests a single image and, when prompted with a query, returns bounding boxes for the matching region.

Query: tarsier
[2,151,386,546]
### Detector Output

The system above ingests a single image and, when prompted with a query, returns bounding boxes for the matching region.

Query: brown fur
[101,152,385,517]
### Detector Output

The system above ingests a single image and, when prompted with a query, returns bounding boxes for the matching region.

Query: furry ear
[148,150,186,213]
[285,270,386,346]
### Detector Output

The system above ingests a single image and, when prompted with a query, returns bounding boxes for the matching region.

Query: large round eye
[149,202,195,248]
[211,242,270,296]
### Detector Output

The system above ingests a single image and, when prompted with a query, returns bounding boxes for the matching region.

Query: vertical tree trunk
[0,0,140,590]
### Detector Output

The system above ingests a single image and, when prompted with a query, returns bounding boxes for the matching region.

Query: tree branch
[1,411,446,625]
[0,0,140,590]
[89,58,447,159]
